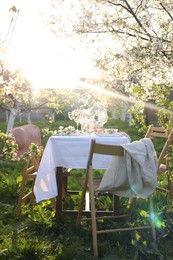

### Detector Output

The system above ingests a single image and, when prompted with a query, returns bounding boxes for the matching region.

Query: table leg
[55,168,120,221]
[113,195,120,215]
[56,167,63,221]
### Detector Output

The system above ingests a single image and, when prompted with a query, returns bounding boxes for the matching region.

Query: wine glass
[91,104,108,131]
[68,109,81,131]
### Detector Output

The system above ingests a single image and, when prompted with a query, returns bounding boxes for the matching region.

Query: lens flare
[150,212,162,229]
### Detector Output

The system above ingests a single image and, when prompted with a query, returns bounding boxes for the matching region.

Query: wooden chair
[8,124,42,158]
[16,148,43,216]
[16,146,58,216]
[76,139,156,257]
[145,125,173,195]
[7,124,56,215]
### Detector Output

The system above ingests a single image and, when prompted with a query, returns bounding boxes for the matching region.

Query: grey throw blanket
[98,138,158,198]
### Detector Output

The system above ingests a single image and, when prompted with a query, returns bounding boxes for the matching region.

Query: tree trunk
[6,108,18,132]
[27,112,31,124]
[19,113,22,122]
[6,111,9,123]
[120,102,127,121]
[52,111,55,122]
[128,113,132,126]
[111,108,116,118]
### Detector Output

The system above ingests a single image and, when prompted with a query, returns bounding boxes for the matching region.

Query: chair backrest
[8,124,42,157]
[88,139,124,166]
[25,151,42,173]
[145,125,173,167]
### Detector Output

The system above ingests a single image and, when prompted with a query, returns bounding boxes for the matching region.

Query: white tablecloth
[34,133,130,202]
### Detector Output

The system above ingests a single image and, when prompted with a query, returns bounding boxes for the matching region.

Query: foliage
[0,119,173,259]
[0,60,29,113]
[0,129,42,163]
[47,0,173,131]
[0,131,18,161]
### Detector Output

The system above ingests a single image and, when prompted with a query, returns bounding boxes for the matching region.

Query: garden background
[0,119,173,260]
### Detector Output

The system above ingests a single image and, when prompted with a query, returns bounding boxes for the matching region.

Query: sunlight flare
[79,80,167,113]
[0,0,96,89]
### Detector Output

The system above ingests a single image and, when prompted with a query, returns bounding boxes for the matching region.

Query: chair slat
[94,143,124,156]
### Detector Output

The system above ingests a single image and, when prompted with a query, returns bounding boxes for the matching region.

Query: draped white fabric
[34,134,130,202]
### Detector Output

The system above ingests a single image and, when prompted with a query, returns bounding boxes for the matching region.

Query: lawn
[0,119,173,259]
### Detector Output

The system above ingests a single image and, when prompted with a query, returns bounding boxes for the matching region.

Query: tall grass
[0,119,173,259]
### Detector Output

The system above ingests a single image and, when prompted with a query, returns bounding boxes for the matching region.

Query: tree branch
[77,27,149,41]
[107,1,129,12]
[159,2,173,20]
[123,0,152,40]
[106,0,152,41]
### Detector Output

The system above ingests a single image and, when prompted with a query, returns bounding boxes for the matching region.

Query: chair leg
[51,198,56,209]
[126,197,135,219]
[30,178,37,203]
[167,170,173,195]
[88,165,98,258]
[113,195,120,215]
[17,172,36,216]
[149,195,156,242]
[16,175,28,216]
[16,199,22,217]
[29,191,35,204]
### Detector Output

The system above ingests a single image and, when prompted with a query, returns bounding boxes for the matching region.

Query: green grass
[0,119,173,259]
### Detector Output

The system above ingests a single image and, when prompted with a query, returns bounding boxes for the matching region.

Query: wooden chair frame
[16,148,43,216]
[145,126,173,195]
[16,146,57,216]
[76,139,156,257]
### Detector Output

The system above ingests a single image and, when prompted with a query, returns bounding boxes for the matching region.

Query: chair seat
[79,177,102,191]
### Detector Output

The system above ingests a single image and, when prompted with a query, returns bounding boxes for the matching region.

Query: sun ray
[79,80,167,114]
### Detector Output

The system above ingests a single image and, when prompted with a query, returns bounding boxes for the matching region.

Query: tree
[47,0,173,131]
[0,61,29,130]
[0,4,70,130]
[81,1,173,129]
[0,5,33,130]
